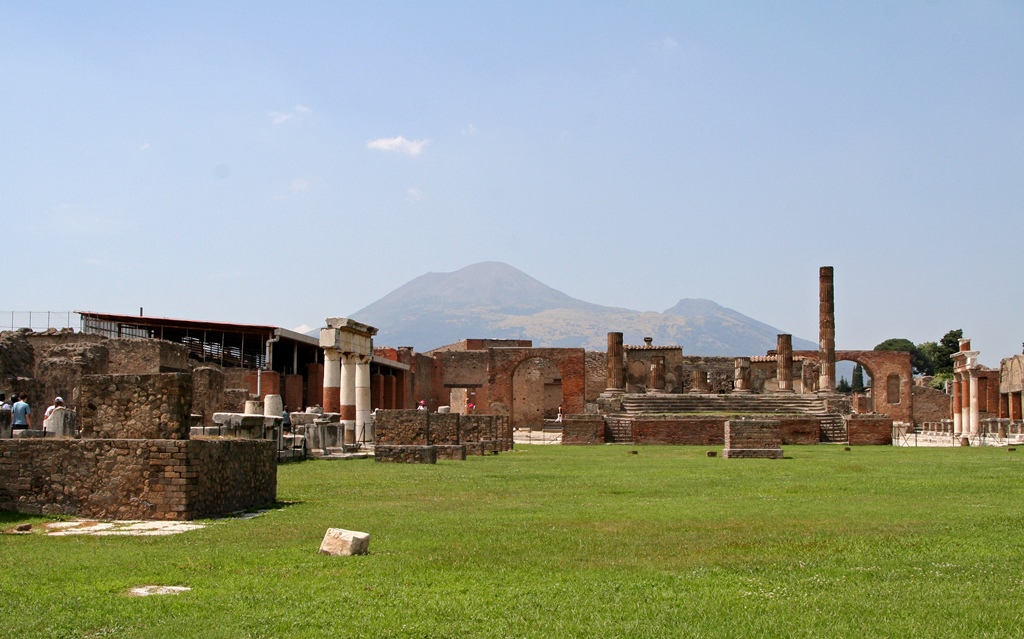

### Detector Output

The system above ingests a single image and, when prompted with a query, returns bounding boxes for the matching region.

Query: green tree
[874,338,932,375]
[851,364,866,392]
[836,376,852,393]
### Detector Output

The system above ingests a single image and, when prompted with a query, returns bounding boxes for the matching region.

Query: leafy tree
[836,376,852,393]
[874,338,932,375]
[930,371,953,390]
[851,364,866,392]
[930,329,963,375]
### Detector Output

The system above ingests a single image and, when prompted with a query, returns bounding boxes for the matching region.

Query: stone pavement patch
[46,520,206,536]
[126,585,191,597]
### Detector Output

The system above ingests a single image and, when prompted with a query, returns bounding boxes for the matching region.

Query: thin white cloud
[406,187,423,203]
[288,178,310,192]
[292,324,315,334]
[661,37,679,51]
[462,124,479,136]
[270,105,312,125]
[367,136,428,156]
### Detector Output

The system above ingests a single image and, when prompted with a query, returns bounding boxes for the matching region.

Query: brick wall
[632,417,725,445]
[562,416,605,444]
[912,385,951,424]
[778,417,820,445]
[724,419,783,458]
[79,373,193,440]
[847,415,892,445]
[0,438,275,520]
[191,367,225,427]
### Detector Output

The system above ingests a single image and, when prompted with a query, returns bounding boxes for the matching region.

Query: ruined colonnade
[320,318,378,443]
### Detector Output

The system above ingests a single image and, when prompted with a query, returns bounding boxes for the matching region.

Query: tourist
[466,402,475,414]
[0,393,9,410]
[282,406,292,433]
[417,400,427,411]
[11,393,31,430]
[44,396,64,419]
[556,405,563,422]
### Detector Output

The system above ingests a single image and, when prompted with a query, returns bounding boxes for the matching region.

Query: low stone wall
[562,416,606,445]
[847,414,893,446]
[376,410,428,445]
[430,413,460,444]
[374,445,437,464]
[0,438,276,520]
[724,419,783,459]
[633,417,725,445]
[778,417,820,445]
[435,444,467,460]
[79,373,192,440]
[459,415,486,443]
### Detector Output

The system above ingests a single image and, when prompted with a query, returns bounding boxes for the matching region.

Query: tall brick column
[776,334,794,393]
[323,349,341,413]
[818,266,836,392]
[606,332,624,391]
[968,369,980,438]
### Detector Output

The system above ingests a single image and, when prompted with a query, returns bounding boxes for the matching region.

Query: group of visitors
[1,393,66,432]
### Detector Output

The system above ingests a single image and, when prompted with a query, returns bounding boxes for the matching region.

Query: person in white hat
[44,396,65,419]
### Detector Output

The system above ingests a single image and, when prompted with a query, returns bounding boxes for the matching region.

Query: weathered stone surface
[434,444,467,460]
[846,414,893,445]
[373,445,436,464]
[561,416,606,445]
[318,528,370,556]
[376,410,428,445]
[79,373,192,440]
[724,419,783,459]
[0,439,276,520]
[42,407,76,437]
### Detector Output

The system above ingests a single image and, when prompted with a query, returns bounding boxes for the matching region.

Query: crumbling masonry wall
[79,373,193,440]
[0,438,276,520]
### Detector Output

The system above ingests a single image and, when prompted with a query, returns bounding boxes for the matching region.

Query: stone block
[318,528,370,556]
[374,445,437,464]
[434,444,467,460]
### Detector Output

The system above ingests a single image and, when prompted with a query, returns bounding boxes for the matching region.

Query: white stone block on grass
[318,528,370,556]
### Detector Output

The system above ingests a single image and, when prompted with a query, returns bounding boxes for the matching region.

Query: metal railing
[0,311,78,332]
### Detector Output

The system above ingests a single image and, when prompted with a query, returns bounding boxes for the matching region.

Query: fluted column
[323,349,341,413]
[777,334,794,393]
[606,332,624,391]
[355,354,372,442]
[818,266,836,391]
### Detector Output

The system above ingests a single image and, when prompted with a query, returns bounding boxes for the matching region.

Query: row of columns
[951,338,980,439]
[323,352,374,440]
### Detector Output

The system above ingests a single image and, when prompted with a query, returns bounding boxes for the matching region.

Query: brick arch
[798,349,913,423]
[487,348,586,428]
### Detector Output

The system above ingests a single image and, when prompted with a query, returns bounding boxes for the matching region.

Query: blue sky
[2,2,1022,365]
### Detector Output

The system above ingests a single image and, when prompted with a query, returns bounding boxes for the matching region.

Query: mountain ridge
[349,262,816,354]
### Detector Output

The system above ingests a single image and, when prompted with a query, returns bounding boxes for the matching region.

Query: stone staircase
[605,418,633,444]
[620,393,848,444]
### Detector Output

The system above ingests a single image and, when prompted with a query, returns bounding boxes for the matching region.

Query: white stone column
[341,354,356,443]
[951,372,962,437]
[323,349,341,413]
[355,354,372,442]
[961,374,971,439]
[968,369,980,438]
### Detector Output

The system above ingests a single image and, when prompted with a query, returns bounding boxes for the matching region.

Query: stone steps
[621,393,830,416]
[818,415,848,443]
[605,418,633,444]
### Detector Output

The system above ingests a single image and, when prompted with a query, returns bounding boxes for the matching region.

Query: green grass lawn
[3,445,1024,638]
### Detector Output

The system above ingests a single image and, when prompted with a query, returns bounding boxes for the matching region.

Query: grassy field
[2,445,1024,638]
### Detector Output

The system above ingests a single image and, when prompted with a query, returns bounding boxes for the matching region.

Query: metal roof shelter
[77,311,321,375]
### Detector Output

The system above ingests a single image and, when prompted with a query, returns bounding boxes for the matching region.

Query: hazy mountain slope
[350,262,816,355]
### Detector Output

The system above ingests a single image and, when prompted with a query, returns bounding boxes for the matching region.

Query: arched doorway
[511,357,563,430]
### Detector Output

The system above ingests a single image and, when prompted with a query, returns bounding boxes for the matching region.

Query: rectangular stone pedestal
[374,445,437,464]
[724,419,782,459]
[434,444,466,460]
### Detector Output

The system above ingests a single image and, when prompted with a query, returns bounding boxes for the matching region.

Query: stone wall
[374,445,437,464]
[79,373,193,440]
[847,414,893,445]
[584,351,607,402]
[633,417,725,445]
[724,419,783,458]
[106,338,190,373]
[0,438,275,520]
[191,367,225,426]
[430,413,460,444]
[778,417,820,445]
[376,410,429,445]
[561,416,605,445]
[912,385,951,424]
